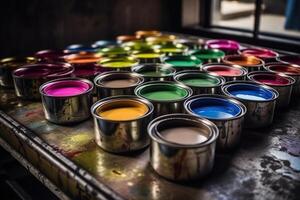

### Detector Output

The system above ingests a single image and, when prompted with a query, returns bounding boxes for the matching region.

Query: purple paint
[206,39,240,51]
[73,64,108,77]
[43,80,91,97]
[35,49,67,62]
[13,63,74,79]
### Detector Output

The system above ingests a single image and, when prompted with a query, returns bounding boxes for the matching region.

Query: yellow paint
[97,103,148,121]
[134,53,161,59]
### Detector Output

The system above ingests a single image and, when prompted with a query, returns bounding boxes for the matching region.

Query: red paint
[268,64,300,75]
[252,74,291,86]
[73,63,108,77]
[205,65,243,77]
[241,48,278,59]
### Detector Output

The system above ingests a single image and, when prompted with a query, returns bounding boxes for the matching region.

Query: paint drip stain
[271,150,300,172]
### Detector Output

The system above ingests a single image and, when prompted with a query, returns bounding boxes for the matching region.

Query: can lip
[116,35,139,43]
[162,55,203,68]
[238,48,279,59]
[174,70,225,88]
[0,57,37,68]
[135,30,162,38]
[247,71,296,87]
[184,94,247,121]
[99,46,130,56]
[189,49,225,59]
[94,71,144,89]
[63,52,102,64]
[222,81,279,102]
[39,77,94,98]
[35,49,67,59]
[148,114,219,148]
[91,40,118,49]
[205,39,240,50]
[99,56,139,69]
[64,44,98,53]
[135,81,193,103]
[276,55,300,65]
[264,62,300,76]
[132,63,176,78]
[202,63,248,77]
[91,95,154,122]
[12,62,74,79]
[222,55,265,67]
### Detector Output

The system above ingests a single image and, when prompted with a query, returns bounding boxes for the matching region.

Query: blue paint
[92,40,117,48]
[226,84,274,101]
[65,44,98,53]
[189,97,242,120]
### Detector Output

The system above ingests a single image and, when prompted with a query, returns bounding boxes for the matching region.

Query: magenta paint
[13,63,74,79]
[240,48,278,59]
[206,39,240,52]
[43,79,91,97]
[35,49,68,62]
[73,63,108,77]
[204,65,243,77]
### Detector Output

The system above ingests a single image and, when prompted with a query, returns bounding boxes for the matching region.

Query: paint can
[205,39,240,55]
[202,63,248,81]
[189,49,225,63]
[223,55,264,72]
[162,55,202,71]
[99,56,139,71]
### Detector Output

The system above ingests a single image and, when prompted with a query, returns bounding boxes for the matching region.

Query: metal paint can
[13,62,74,100]
[184,94,246,150]
[174,70,225,95]
[222,81,279,128]
[40,78,93,124]
[91,95,154,153]
[247,71,295,108]
[135,81,193,117]
[205,39,240,55]
[0,56,37,88]
[91,40,118,49]
[132,63,176,82]
[174,38,201,50]
[64,44,98,54]
[162,55,202,71]
[135,30,161,39]
[148,113,219,181]
[121,40,152,52]
[202,63,248,81]
[189,49,225,63]
[239,48,279,62]
[94,71,144,99]
[145,34,177,45]
[99,56,139,71]
[117,35,139,43]
[223,55,264,72]
[97,46,130,58]
[264,62,300,97]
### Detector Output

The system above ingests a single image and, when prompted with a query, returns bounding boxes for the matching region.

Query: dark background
[0,0,181,58]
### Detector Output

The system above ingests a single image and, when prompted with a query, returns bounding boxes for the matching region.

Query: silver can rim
[264,62,300,77]
[247,71,296,87]
[132,63,176,78]
[202,63,248,78]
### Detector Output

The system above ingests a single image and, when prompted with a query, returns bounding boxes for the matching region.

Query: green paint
[139,84,188,101]
[191,49,225,60]
[164,55,202,68]
[181,77,219,87]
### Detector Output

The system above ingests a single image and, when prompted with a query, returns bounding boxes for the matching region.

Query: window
[182,0,300,53]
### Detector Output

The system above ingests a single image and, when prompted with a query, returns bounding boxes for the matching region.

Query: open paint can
[205,39,240,55]
[276,55,300,66]
[145,34,176,45]
[162,55,202,71]
[35,49,68,62]
[13,63,74,100]
[0,56,37,88]
[132,63,176,82]
[174,38,201,50]
[135,81,193,116]
[148,114,219,181]
[135,30,161,39]
[91,40,117,49]
[174,70,225,95]
[239,48,278,62]
[223,55,264,72]
[116,35,139,43]
[94,71,144,98]
[222,81,278,128]
[64,44,98,54]
[152,43,187,56]
[264,63,300,97]
[131,50,163,63]
[189,49,225,63]
[98,46,130,58]
[99,56,139,71]
[247,71,295,108]
[202,63,248,81]
[40,78,93,124]
[184,94,246,150]
[91,95,154,153]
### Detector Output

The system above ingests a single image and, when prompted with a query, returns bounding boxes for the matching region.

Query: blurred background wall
[0,0,181,57]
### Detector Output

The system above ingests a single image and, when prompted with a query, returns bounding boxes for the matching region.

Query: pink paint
[252,74,291,86]
[13,64,74,79]
[43,80,91,97]
[73,64,107,77]
[206,39,240,51]
[268,64,300,75]
[204,65,243,77]
[241,48,278,59]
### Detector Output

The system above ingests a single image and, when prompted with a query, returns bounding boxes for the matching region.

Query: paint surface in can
[134,53,161,59]
[160,127,208,145]
[241,48,277,58]
[102,61,135,68]
[43,80,91,97]
[101,79,138,88]
[181,76,220,87]
[227,84,274,101]
[252,74,291,86]
[142,90,186,101]
[189,98,241,119]
[205,66,243,76]
[97,102,148,121]
[141,71,169,77]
